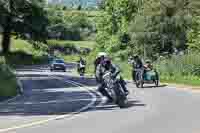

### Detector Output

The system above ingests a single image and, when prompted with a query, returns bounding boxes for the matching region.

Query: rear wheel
[79,68,85,76]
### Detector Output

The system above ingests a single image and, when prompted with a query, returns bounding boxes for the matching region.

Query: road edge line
[65,79,107,107]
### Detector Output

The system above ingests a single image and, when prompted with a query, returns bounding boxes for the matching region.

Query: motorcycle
[102,71,128,108]
[77,62,86,76]
[135,68,159,88]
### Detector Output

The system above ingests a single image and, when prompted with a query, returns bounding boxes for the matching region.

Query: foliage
[0,0,48,53]
[0,37,48,66]
[0,56,17,97]
[155,52,200,86]
[187,16,200,51]
[156,52,200,77]
[47,6,95,41]
[128,0,192,59]
[96,0,138,59]
[96,0,194,60]
[47,40,96,48]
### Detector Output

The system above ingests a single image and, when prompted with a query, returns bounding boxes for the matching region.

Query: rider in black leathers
[77,57,86,74]
[131,55,143,82]
[96,58,129,101]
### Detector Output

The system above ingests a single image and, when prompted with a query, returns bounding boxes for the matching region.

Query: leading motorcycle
[103,71,128,108]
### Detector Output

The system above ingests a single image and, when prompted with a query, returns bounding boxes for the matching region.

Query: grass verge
[0,37,48,67]
[0,57,18,98]
[47,40,96,49]
[160,76,200,87]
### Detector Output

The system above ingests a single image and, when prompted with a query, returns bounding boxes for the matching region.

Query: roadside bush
[2,51,49,67]
[48,40,92,55]
[156,53,200,77]
[0,57,18,97]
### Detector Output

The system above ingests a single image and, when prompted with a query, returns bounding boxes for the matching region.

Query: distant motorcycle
[135,68,159,88]
[77,62,86,76]
[103,71,128,108]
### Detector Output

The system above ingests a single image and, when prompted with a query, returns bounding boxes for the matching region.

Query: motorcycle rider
[144,60,153,71]
[96,57,129,102]
[94,52,107,81]
[132,55,143,82]
[94,52,107,72]
[77,56,86,75]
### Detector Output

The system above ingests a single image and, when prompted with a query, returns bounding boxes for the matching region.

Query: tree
[0,0,48,54]
[129,0,191,59]
[97,0,106,9]
[187,16,200,51]
[186,0,200,51]
[47,5,93,41]
[96,0,139,59]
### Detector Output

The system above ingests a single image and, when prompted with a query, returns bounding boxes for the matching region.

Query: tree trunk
[1,17,12,54]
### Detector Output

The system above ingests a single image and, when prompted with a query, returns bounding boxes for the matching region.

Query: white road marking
[0,79,98,133]
[5,98,94,105]
[64,79,107,108]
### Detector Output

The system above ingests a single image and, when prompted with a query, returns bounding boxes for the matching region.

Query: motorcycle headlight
[116,74,121,80]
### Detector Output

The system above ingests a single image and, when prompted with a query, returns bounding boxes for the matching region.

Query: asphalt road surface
[0,65,200,133]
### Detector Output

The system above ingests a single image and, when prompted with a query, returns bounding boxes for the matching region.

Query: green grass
[47,40,96,49]
[156,53,200,87]
[160,76,200,86]
[0,57,18,97]
[0,37,48,66]
[0,37,33,52]
[59,54,81,63]
[11,38,33,53]
[47,40,96,64]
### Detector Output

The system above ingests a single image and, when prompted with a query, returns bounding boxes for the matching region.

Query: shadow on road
[89,100,146,112]
[141,84,168,89]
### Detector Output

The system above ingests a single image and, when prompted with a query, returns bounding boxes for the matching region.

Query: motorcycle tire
[114,83,127,108]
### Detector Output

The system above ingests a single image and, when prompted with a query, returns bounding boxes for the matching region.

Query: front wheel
[154,71,159,87]
[155,80,159,86]
[114,83,128,108]
[135,71,143,88]
[79,68,85,76]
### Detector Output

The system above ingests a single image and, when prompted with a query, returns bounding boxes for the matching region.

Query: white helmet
[97,52,107,58]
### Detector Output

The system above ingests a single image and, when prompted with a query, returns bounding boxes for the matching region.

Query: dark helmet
[102,57,111,66]
[133,54,139,59]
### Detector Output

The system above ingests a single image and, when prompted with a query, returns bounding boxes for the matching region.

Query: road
[0,65,200,133]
